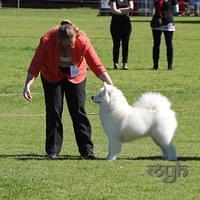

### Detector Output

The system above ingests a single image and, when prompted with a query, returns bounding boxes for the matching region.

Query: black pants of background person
[110,14,132,65]
[152,30,173,70]
[41,76,94,158]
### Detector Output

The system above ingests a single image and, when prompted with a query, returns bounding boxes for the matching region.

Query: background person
[23,20,113,159]
[194,0,200,15]
[150,0,179,70]
[109,0,134,70]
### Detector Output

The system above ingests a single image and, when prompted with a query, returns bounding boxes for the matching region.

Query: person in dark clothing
[109,0,134,70]
[150,0,179,70]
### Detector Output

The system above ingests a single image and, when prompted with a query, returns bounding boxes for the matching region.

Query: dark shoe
[122,63,128,70]
[152,64,158,70]
[80,153,96,160]
[113,63,119,70]
[168,64,173,70]
[47,153,58,159]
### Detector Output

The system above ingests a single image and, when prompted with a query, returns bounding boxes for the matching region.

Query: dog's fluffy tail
[132,92,172,110]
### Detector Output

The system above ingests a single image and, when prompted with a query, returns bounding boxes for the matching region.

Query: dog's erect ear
[104,82,109,87]
[103,82,109,92]
[103,82,113,97]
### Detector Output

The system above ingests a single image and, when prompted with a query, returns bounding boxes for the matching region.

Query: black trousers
[110,14,132,64]
[152,30,173,68]
[41,76,93,156]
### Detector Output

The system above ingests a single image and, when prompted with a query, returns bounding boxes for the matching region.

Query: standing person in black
[109,0,134,70]
[150,0,179,70]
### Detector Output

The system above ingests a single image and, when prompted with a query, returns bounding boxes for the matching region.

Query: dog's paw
[166,157,177,161]
[105,155,117,161]
[163,155,177,161]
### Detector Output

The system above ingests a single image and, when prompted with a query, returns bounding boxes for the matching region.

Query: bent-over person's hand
[23,72,35,101]
[23,86,32,101]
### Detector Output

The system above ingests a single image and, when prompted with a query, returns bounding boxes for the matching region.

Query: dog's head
[91,82,124,105]
[91,82,114,104]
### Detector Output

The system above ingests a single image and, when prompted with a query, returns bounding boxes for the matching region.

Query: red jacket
[28,28,106,83]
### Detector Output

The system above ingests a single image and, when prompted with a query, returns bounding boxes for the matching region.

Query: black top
[152,0,178,25]
[110,0,130,9]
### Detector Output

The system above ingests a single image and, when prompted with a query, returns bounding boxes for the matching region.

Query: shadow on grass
[105,67,172,71]
[118,156,200,161]
[0,154,200,161]
[0,154,82,161]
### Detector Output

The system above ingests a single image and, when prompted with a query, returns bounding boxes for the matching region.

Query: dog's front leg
[106,138,121,161]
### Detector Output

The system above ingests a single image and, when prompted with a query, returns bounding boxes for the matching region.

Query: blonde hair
[59,20,86,36]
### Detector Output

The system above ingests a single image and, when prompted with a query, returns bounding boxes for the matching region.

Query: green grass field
[0,8,200,200]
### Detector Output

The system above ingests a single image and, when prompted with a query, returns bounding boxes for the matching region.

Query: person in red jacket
[23,20,113,159]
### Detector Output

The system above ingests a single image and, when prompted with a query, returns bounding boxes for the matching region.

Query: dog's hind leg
[162,143,177,161]
[106,138,121,161]
[152,137,177,161]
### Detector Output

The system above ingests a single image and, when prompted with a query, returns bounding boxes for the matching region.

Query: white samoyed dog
[92,83,177,161]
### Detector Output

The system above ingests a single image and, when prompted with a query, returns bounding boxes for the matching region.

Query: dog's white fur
[92,83,177,161]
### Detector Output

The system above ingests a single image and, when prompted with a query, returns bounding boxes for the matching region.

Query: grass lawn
[0,8,200,200]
